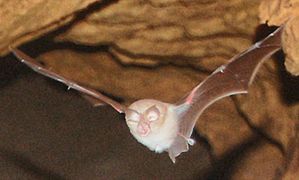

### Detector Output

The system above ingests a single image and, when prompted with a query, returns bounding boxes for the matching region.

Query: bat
[10,25,283,163]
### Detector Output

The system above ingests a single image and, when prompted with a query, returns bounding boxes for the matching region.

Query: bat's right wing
[167,26,284,162]
[11,48,126,113]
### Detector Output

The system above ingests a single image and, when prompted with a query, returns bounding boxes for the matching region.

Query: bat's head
[125,99,168,137]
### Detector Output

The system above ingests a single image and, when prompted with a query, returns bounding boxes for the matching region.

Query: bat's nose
[137,120,150,136]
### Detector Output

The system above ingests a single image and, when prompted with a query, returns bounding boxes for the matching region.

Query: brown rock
[283,18,299,75]
[259,0,299,25]
[259,0,299,75]
[235,62,298,152]
[56,0,260,70]
[0,0,99,56]
[230,141,284,180]
[198,97,254,157]
[283,129,299,180]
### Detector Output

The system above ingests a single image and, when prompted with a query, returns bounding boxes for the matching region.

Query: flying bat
[11,25,283,163]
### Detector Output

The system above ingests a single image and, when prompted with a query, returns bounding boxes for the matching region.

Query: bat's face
[125,99,179,154]
[125,99,167,137]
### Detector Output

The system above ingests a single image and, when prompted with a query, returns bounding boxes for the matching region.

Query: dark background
[0,54,213,179]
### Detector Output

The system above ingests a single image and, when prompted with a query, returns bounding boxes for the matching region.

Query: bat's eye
[125,109,140,122]
[145,105,160,122]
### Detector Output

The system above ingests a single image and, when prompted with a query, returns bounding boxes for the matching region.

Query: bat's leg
[178,132,195,146]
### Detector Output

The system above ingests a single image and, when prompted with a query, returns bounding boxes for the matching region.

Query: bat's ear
[144,105,160,122]
[125,109,141,122]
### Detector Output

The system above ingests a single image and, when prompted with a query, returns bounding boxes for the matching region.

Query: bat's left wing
[11,48,126,113]
[168,26,284,161]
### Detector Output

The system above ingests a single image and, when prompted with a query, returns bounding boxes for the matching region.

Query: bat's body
[10,25,284,163]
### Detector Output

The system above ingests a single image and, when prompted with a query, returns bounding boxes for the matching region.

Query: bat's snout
[137,120,151,137]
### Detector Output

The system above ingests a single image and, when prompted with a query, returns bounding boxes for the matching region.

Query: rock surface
[260,0,299,75]
[0,0,99,56]
[56,0,259,70]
